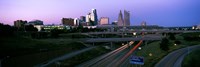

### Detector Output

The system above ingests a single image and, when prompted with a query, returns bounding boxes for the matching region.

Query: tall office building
[86,14,90,22]
[90,9,98,25]
[99,17,109,25]
[74,18,80,26]
[117,10,124,26]
[124,10,130,26]
[14,20,27,28]
[62,18,74,26]
[117,10,130,26]
[80,16,86,22]
[85,9,98,26]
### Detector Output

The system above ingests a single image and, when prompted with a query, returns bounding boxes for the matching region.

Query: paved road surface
[155,45,200,67]
[77,41,144,67]
[77,42,134,67]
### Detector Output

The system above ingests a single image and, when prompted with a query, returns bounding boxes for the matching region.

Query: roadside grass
[136,41,167,67]
[135,34,187,67]
[182,49,200,67]
[1,37,87,67]
[49,46,111,67]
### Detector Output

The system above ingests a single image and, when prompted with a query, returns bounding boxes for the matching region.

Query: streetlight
[149,53,153,56]
[133,32,136,36]
[138,47,142,50]
[174,44,177,46]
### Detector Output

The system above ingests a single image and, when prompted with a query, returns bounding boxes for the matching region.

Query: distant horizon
[0,0,200,27]
[0,22,197,27]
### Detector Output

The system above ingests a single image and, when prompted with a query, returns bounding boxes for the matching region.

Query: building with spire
[117,10,130,26]
[117,10,124,26]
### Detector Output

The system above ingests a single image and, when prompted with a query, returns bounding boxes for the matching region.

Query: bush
[160,38,169,51]
[169,33,176,40]
[174,40,181,44]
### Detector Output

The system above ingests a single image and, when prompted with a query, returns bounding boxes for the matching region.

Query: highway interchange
[36,30,200,67]
[77,30,200,67]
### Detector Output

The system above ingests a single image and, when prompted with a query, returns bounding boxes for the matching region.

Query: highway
[77,32,145,67]
[77,41,135,67]
[155,45,200,67]
[77,40,144,67]
[81,35,161,43]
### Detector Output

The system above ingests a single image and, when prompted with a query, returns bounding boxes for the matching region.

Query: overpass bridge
[81,30,200,35]
[81,35,162,43]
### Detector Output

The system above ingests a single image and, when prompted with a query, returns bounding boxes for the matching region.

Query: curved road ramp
[155,45,200,67]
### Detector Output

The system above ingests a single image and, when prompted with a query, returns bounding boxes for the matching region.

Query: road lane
[77,42,132,67]
[155,45,200,67]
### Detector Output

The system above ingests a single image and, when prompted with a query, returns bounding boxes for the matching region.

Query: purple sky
[0,0,200,27]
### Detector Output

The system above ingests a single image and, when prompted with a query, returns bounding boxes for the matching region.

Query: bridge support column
[110,42,113,50]
[93,42,95,46]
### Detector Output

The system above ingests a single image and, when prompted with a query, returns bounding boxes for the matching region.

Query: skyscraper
[74,18,80,26]
[86,14,91,25]
[62,18,74,26]
[117,10,130,26]
[86,9,98,26]
[90,9,98,25]
[80,16,86,22]
[124,10,130,26]
[117,10,124,26]
[99,17,109,25]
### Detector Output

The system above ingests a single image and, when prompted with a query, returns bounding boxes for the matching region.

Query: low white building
[34,25,70,31]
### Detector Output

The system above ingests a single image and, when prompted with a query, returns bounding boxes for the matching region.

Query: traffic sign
[130,56,144,65]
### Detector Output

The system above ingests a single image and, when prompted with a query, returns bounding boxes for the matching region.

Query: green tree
[50,28,60,38]
[0,23,16,37]
[77,25,83,32]
[25,25,38,32]
[169,33,176,40]
[174,40,181,44]
[160,38,169,51]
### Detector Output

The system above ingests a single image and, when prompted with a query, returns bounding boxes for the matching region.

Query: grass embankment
[1,36,87,67]
[49,46,111,67]
[180,32,200,46]
[135,41,184,67]
[134,33,198,67]
[182,49,200,67]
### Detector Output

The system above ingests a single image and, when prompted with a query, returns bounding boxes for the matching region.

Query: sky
[0,0,200,27]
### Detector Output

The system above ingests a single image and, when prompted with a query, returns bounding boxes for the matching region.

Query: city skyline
[0,0,200,27]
